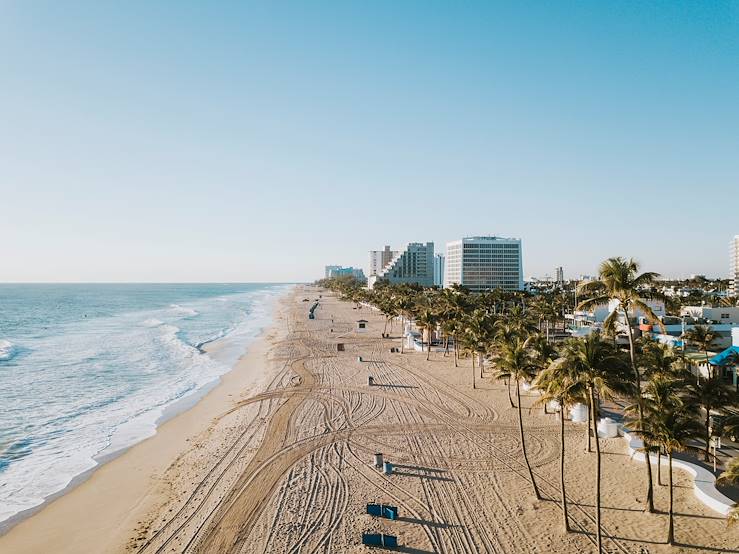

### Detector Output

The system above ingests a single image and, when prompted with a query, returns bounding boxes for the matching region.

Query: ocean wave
[169,304,199,317]
[0,284,289,525]
[141,318,164,328]
[0,339,17,361]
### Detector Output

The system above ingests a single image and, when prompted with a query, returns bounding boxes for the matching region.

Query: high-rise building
[371,242,434,288]
[731,235,739,296]
[369,245,397,276]
[555,266,564,283]
[433,254,445,287]
[325,265,366,282]
[445,236,523,292]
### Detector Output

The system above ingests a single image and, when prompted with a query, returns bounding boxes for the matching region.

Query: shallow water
[0,283,291,524]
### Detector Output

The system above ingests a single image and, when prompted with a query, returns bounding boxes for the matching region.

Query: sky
[1,1,738,282]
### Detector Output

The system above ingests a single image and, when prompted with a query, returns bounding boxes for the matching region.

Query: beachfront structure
[369,242,434,289]
[568,298,666,339]
[369,246,397,277]
[433,254,445,287]
[680,306,739,325]
[444,236,524,292]
[731,235,739,296]
[325,265,366,282]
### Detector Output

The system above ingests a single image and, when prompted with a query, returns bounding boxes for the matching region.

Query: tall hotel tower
[445,236,524,292]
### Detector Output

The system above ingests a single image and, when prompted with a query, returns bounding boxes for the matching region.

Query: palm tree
[688,375,738,462]
[497,337,541,500]
[643,403,702,545]
[395,294,415,354]
[640,339,686,380]
[415,308,437,361]
[559,333,632,553]
[636,344,688,484]
[531,295,560,342]
[718,458,739,526]
[534,358,584,533]
[577,257,665,512]
[494,320,525,407]
[683,324,718,378]
[464,308,494,385]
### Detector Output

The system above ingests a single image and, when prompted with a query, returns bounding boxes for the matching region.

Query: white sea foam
[141,318,164,328]
[0,339,16,361]
[169,304,199,317]
[0,284,291,527]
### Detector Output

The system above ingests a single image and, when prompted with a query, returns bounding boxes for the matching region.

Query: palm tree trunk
[400,316,405,354]
[517,379,541,500]
[704,411,711,462]
[624,311,655,513]
[657,448,662,486]
[472,352,476,389]
[705,350,712,378]
[586,415,592,453]
[479,353,483,378]
[667,452,675,545]
[507,378,515,408]
[589,386,602,554]
[559,405,569,532]
[453,336,458,367]
[427,329,431,361]
[383,317,388,335]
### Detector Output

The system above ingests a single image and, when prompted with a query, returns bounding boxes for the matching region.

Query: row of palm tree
[317,257,739,549]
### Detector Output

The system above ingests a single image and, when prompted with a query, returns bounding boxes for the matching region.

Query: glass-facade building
[445,236,523,292]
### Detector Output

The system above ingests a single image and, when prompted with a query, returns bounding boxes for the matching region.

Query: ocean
[0,283,291,527]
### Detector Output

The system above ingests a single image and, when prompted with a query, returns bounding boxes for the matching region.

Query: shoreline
[0,287,294,553]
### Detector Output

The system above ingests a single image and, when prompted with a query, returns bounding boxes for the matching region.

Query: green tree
[687,375,738,462]
[577,257,665,512]
[497,337,541,500]
[683,324,719,378]
[415,308,438,361]
[559,333,632,553]
[533,357,585,532]
[717,458,739,527]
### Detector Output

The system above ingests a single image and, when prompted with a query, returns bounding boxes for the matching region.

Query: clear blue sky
[2,1,737,282]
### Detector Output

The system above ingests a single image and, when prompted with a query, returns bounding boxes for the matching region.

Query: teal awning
[709,346,739,366]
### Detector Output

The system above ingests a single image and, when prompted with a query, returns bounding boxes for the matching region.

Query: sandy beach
[1,285,737,554]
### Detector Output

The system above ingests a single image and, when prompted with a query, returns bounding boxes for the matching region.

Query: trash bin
[570,403,588,423]
[383,461,393,475]
[597,417,619,438]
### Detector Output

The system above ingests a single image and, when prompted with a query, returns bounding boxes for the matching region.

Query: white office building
[370,242,434,288]
[369,245,397,277]
[445,236,524,292]
[731,235,739,296]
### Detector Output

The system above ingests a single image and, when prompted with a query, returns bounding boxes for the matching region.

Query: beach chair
[366,503,382,516]
[362,533,383,546]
